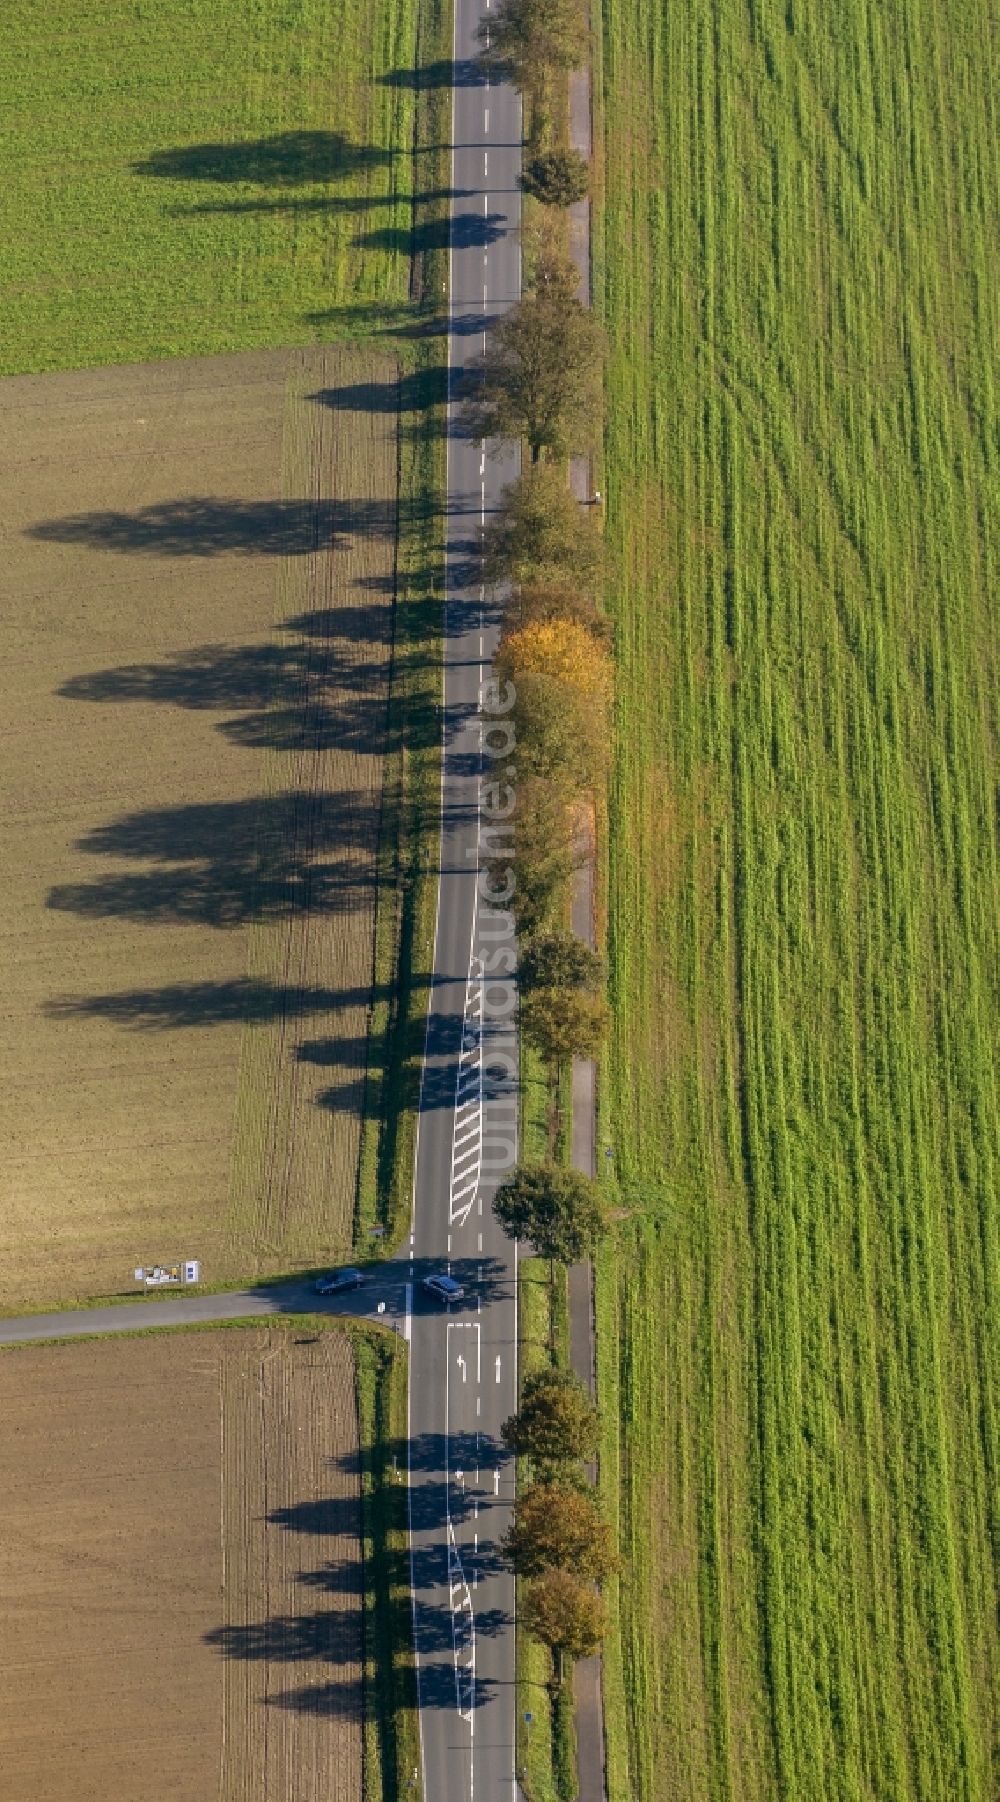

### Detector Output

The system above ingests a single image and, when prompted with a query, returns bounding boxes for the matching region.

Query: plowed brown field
[0,1328,362,1802]
[0,348,396,1309]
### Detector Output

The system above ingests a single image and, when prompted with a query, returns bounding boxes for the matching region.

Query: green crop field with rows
[1,0,434,375]
[594,0,998,1795]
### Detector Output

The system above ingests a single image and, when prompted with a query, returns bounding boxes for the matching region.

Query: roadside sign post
[133,1259,201,1288]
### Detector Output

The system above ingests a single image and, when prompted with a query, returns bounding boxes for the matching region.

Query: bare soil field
[0,1327,362,1802]
[0,347,397,1310]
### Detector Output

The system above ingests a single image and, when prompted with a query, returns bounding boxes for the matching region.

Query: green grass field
[1,0,440,374]
[594,0,999,1796]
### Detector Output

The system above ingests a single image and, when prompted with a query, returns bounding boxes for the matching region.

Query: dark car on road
[314,1267,365,1295]
[422,1272,466,1306]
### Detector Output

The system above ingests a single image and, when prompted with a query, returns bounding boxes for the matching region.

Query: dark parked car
[422,1272,466,1306]
[314,1267,365,1295]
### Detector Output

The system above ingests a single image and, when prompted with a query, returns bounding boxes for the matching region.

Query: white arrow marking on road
[457,1354,466,1381]
[493,1469,500,1496]
[495,1355,502,1383]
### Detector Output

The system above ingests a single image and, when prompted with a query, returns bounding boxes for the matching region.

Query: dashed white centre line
[484,107,490,132]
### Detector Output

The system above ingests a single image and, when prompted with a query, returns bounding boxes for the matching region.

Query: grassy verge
[355,1333,422,1802]
[596,0,999,1794]
[354,0,452,1257]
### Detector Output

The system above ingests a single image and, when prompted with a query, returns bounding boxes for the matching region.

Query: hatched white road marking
[445,1321,482,1727]
[449,947,485,1228]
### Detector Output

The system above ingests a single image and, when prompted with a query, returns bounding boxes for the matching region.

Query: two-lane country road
[405,3,524,1797]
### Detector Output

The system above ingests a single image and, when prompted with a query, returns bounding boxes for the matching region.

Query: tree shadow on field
[379,58,485,91]
[302,300,487,344]
[356,211,507,256]
[57,603,442,768]
[309,364,450,416]
[133,130,395,187]
[204,1427,510,1718]
[28,496,412,558]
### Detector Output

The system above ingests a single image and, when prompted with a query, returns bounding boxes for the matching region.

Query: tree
[503,1481,619,1580]
[511,670,606,789]
[461,293,603,461]
[521,148,589,207]
[520,930,604,998]
[485,774,583,933]
[497,618,611,707]
[493,1163,609,1269]
[501,1367,600,1463]
[520,219,580,302]
[518,929,609,1064]
[483,466,605,589]
[522,1567,607,1683]
[520,984,610,1066]
[477,0,586,98]
[505,583,613,650]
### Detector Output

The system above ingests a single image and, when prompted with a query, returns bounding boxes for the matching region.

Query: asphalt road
[403,4,523,1797]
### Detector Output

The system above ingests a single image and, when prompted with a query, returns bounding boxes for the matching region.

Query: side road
[0,1276,411,1344]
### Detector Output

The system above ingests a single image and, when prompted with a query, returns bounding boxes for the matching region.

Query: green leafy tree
[485,774,582,933]
[520,985,609,1067]
[501,1367,600,1463]
[461,293,603,461]
[521,149,590,207]
[522,1567,607,1684]
[483,466,605,589]
[503,1481,618,1580]
[476,0,586,98]
[493,1163,608,1270]
[520,930,604,996]
[518,929,609,1066]
[511,671,606,790]
[520,220,580,301]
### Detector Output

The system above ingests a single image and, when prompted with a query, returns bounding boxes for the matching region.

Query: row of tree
[493,1169,613,1680]
[477,0,588,152]
[474,0,620,1700]
[483,467,613,1070]
[502,1370,613,1682]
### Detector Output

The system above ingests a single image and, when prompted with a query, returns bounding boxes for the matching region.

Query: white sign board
[133,1260,201,1287]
